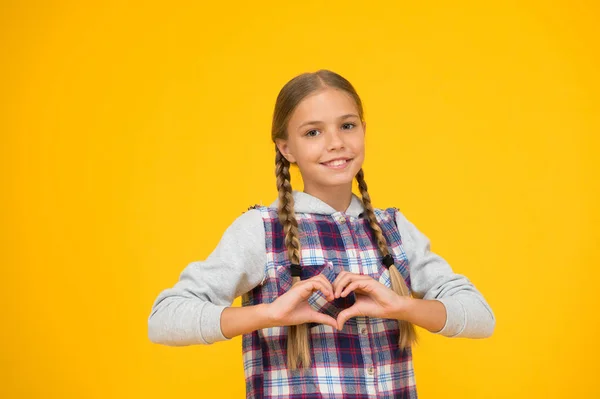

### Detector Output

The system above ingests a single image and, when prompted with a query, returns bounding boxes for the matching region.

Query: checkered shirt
[241,206,418,399]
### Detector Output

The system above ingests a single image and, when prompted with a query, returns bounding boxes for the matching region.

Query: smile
[321,158,352,169]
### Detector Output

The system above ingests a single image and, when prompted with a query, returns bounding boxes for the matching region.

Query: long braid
[269,69,386,366]
[356,168,418,348]
[275,146,311,370]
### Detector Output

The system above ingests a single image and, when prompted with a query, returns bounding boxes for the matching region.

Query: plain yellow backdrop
[2,1,598,398]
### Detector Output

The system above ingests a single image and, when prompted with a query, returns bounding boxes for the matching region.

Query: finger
[334,273,370,298]
[313,274,334,300]
[297,279,333,301]
[341,281,372,297]
[304,279,330,297]
[337,305,360,330]
[309,311,338,330]
[314,275,335,300]
[333,272,355,298]
[331,270,349,288]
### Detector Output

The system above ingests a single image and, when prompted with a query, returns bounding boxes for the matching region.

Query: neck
[302,182,353,213]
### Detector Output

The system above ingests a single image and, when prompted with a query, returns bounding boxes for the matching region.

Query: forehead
[288,88,359,125]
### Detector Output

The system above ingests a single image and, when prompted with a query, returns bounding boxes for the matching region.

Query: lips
[321,158,352,169]
[321,158,352,167]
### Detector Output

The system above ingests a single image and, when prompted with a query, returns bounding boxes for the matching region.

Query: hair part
[272,70,417,370]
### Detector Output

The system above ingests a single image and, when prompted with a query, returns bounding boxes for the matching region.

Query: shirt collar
[269,190,365,218]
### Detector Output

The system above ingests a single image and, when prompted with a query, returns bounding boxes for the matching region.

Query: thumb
[310,311,338,330]
[337,306,360,331]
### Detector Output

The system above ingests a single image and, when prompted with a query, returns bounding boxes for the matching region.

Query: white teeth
[325,159,347,166]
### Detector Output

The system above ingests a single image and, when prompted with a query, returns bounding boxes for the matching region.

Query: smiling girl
[148,69,496,398]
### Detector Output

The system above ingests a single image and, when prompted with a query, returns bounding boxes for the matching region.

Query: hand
[332,271,411,330]
[267,273,338,330]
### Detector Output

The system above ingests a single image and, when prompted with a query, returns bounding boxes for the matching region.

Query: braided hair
[271,70,417,370]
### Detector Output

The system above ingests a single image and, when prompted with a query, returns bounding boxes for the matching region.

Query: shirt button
[367,367,375,375]
[334,214,346,223]
[360,328,368,335]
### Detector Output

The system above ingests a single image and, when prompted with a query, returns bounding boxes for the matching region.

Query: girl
[148,69,496,398]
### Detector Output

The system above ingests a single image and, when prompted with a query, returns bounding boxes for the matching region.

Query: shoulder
[227,203,284,234]
[207,206,268,262]
[220,206,267,238]
[370,205,418,237]
[386,206,413,229]
[246,203,263,211]
[388,207,431,250]
[243,203,279,219]
[370,205,401,222]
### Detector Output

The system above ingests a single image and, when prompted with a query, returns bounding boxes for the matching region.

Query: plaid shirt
[241,206,418,399]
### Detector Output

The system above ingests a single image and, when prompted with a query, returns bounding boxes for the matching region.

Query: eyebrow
[297,114,360,130]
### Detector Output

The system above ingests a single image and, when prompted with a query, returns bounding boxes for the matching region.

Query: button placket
[334,212,358,274]
[334,212,377,395]
[356,317,376,393]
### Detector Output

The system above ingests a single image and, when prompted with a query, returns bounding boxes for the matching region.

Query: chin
[320,177,356,187]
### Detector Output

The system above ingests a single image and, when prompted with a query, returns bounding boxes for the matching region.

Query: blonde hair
[271,70,418,370]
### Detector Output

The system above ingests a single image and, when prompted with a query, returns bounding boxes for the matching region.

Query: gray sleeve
[395,210,496,338]
[147,209,267,346]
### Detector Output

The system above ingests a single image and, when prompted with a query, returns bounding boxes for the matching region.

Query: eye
[305,129,320,137]
[341,123,356,130]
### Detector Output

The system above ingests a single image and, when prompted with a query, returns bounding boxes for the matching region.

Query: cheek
[294,148,320,169]
[350,135,365,154]
[302,143,324,162]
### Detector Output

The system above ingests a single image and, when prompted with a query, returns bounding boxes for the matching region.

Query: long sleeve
[394,210,496,338]
[148,209,267,346]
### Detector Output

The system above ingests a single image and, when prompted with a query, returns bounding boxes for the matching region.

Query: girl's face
[276,88,366,193]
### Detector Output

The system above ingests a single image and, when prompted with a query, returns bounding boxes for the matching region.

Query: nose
[326,127,345,151]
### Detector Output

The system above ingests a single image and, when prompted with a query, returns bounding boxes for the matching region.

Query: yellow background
[2,1,598,398]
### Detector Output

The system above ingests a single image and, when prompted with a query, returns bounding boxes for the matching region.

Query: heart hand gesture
[267,274,338,330]
[332,271,410,330]
[267,270,410,331]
